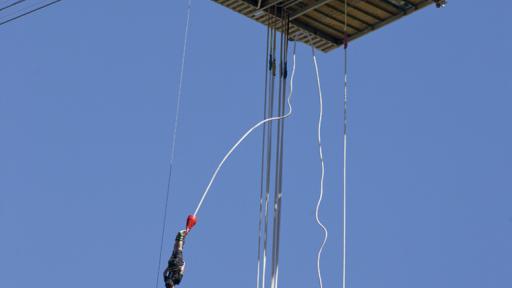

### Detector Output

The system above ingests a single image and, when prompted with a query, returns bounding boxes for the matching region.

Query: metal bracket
[434,0,447,8]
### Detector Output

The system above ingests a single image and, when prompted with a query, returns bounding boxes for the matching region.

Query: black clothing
[163,231,186,288]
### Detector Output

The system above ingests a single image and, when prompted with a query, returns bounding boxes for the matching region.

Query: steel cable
[0,0,62,27]
[155,1,192,288]
[0,0,27,13]
[342,2,349,288]
[256,15,271,288]
[262,17,277,288]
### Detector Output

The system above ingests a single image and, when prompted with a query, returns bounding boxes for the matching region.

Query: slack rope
[155,1,192,288]
[312,47,329,288]
[192,33,296,218]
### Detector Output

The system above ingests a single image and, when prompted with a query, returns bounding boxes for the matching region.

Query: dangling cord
[262,14,277,288]
[257,14,271,288]
[312,46,328,288]
[271,14,289,288]
[154,1,192,288]
[342,1,349,288]
[271,14,283,288]
[192,22,297,219]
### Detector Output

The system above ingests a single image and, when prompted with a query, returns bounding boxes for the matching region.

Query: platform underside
[213,0,437,52]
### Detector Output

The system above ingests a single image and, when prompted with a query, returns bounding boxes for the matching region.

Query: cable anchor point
[186,215,197,234]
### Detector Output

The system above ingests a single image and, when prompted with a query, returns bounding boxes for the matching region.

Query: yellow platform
[213,0,443,52]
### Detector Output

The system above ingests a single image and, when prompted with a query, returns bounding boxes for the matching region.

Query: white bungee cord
[312,47,329,288]
[193,42,297,217]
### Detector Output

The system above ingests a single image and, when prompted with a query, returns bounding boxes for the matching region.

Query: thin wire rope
[0,0,62,27]
[262,20,277,288]
[192,23,296,218]
[270,17,284,288]
[0,0,27,13]
[270,22,279,288]
[270,18,284,288]
[272,17,290,288]
[312,47,329,288]
[155,1,192,288]
[256,16,271,288]
[342,1,348,288]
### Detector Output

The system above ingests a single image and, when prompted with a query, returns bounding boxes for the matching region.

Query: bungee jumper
[163,230,186,288]
[163,216,197,288]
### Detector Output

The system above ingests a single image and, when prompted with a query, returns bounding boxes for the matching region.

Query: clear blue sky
[1,1,511,288]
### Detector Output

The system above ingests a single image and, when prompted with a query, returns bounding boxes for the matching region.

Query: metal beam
[382,0,406,13]
[402,0,418,9]
[290,16,343,45]
[334,0,384,22]
[308,8,360,33]
[323,2,373,27]
[289,0,334,20]
[348,0,434,43]
[237,0,343,46]
[259,0,285,9]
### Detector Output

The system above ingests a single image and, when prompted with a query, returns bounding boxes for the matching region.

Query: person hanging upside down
[163,230,187,288]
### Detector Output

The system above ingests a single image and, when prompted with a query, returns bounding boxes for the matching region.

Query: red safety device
[186,215,197,233]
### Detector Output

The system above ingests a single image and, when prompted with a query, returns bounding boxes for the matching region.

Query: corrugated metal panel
[213,0,440,52]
